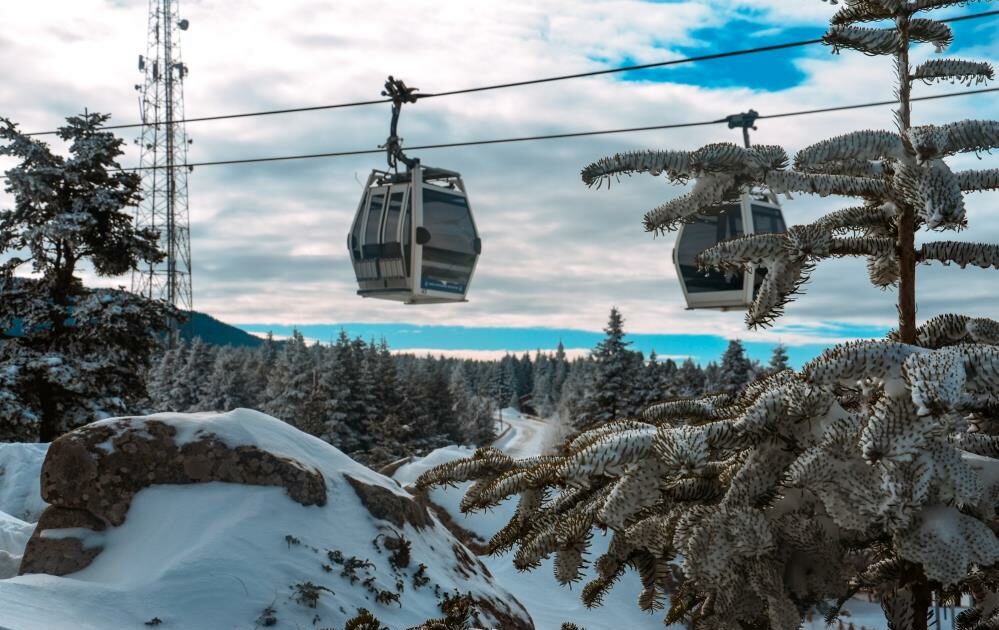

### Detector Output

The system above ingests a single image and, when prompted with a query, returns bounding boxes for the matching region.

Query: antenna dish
[138,55,145,71]
[177,19,189,30]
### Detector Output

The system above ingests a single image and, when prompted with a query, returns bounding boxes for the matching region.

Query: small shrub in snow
[341,608,388,630]
[256,605,278,627]
[291,581,334,609]
[383,534,412,570]
[412,563,430,590]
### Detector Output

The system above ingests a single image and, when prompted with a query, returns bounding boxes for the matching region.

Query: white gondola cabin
[671,194,786,310]
[348,163,481,304]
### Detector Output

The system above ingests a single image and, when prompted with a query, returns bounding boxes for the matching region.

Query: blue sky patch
[613,19,824,91]
[235,322,884,369]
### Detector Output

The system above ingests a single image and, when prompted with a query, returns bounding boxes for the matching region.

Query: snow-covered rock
[0,410,532,630]
[0,443,48,522]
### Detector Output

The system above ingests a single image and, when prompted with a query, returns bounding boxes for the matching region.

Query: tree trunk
[895,12,918,345]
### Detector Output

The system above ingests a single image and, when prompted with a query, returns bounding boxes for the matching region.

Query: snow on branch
[956,168,999,192]
[642,398,729,426]
[824,25,902,55]
[896,159,967,229]
[909,120,999,161]
[414,446,513,489]
[899,313,999,348]
[815,203,897,234]
[909,19,954,52]
[694,232,787,269]
[829,235,896,257]
[830,1,897,25]
[802,340,925,386]
[581,144,789,191]
[580,150,692,188]
[567,419,656,452]
[913,0,994,13]
[642,173,736,233]
[765,170,890,199]
[919,240,999,269]
[746,257,814,328]
[558,427,658,479]
[913,59,995,86]
[794,130,903,170]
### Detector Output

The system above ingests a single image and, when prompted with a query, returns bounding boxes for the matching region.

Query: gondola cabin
[349,163,481,304]
[671,194,786,310]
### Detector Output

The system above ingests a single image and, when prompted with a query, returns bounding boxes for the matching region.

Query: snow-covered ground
[0,408,967,629]
[0,411,527,630]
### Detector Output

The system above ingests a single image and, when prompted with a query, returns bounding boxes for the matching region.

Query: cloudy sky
[1,0,997,365]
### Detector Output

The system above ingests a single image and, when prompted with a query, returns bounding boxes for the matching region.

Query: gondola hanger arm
[725,109,760,149]
[380,75,420,171]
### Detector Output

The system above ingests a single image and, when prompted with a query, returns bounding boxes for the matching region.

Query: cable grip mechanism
[380,76,420,171]
[725,109,760,148]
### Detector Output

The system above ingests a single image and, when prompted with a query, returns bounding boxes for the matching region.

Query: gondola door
[409,167,479,304]
[673,200,747,309]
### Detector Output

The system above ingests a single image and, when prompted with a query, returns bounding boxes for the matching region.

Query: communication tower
[131,0,193,313]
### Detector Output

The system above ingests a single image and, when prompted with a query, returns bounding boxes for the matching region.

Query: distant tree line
[146,331,576,467]
[563,308,788,434]
[145,308,790,466]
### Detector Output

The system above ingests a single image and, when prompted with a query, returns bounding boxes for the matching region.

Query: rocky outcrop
[19,507,105,576]
[20,416,327,576]
[345,474,431,529]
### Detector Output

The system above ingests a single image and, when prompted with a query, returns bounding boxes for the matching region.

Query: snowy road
[492,411,553,459]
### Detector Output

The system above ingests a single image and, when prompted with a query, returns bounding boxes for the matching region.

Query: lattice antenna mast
[132,0,193,313]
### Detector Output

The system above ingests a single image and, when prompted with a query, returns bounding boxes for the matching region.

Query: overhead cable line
[117,86,998,172]
[23,8,999,137]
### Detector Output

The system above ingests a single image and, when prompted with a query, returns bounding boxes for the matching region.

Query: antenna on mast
[131,0,194,341]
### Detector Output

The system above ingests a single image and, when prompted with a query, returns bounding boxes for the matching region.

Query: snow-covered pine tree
[675,356,705,398]
[531,354,556,417]
[418,4,999,629]
[0,112,170,441]
[175,337,216,411]
[769,343,790,374]
[248,332,278,409]
[199,345,252,412]
[163,338,191,411]
[551,340,570,405]
[717,339,753,396]
[318,330,363,450]
[450,364,496,446]
[263,330,318,432]
[488,361,514,416]
[146,342,181,411]
[367,338,402,429]
[642,350,677,407]
[574,307,642,431]
[702,360,722,394]
[352,337,381,452]
[516,352,534,399]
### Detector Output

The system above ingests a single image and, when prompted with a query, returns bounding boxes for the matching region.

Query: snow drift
[0,410,531,630]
